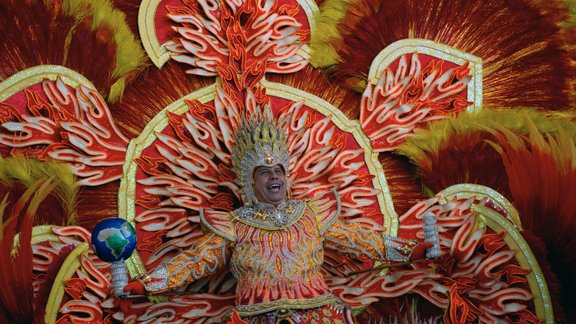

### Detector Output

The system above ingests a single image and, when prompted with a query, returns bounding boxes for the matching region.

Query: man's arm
[126,232,230,294]
[311,191,430,263]
[323,218,419,262]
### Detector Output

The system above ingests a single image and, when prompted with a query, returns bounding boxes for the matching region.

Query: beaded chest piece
[232,200,306,230]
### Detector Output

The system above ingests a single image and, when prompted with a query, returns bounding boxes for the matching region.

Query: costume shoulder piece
[232,200,306,230]
[200,209,236,242]
[309,190,342,235]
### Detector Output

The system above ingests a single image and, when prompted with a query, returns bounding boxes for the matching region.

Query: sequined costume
[141,197,416,321]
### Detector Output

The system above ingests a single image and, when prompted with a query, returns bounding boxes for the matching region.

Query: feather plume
[0,0,72,78]
[62,0,148,101]
[520,230,567,321]
[75,181,119,231]
[0,177,58,323]
[109,0,141,35]
[310,0,352,67]
[379,153,428,216]
[314,0,575,110]
[0,157,78,226]
[398,108,576,195]
[0,0,147,103]
[488,116,576,318]
[33,243,75,322]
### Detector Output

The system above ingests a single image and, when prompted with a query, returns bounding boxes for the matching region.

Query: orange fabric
[165,233,230,289]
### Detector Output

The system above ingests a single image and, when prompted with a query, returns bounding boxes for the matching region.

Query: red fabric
[241,304,355,324]
[124,281,146,295]
[409,242,434,261]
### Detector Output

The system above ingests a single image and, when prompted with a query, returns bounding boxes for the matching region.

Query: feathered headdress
[231,109,291,205]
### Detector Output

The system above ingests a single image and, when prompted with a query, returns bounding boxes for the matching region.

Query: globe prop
[91,218,137,297]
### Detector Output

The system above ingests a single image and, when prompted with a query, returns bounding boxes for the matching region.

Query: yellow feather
[562,0,576,28]
[108,77,127,103]
[398,108,576,166]
[63,0,148,102]
[0,157,78,225]
[310,0,357,67]
[0,194,9,240]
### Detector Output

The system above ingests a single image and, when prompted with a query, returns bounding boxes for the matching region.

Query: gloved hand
[124,280,146,295]
[409,242,434,261]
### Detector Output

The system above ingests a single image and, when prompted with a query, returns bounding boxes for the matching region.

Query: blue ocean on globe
[91,218,137,263]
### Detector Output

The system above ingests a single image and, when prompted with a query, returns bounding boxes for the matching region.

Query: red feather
[330,0,574,110]
[415,130,511,196]
[0,0,131,98]
[492,126,576,318]
[0,179,52,322]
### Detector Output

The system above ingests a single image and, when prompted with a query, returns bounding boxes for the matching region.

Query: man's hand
[409,242,434,261]
[124,280,146,295]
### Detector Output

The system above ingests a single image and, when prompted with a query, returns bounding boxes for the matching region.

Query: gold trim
[438,184,522,230]
[262,80,399,236]
[296,0,319,36]
[235,292,340,317]
[296,44,311,63]
[45,242,89,324]
[0,65,97,102]
[472,205,553,323]
[367,38,483,112]
[31,225,60,245]
[119,84,217,277]
[138,0,173,68]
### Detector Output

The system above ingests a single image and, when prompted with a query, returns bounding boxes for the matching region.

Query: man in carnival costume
[124,112,434,323]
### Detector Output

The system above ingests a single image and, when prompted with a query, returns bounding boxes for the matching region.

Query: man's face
[253,164,286,206]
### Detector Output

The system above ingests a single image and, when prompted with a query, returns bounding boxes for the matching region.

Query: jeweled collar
[233,200,306,230]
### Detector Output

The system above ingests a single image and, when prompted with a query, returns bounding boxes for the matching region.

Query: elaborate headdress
[231,111,291,205]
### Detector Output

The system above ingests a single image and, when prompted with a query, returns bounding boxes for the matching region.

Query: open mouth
[267,183,283,193]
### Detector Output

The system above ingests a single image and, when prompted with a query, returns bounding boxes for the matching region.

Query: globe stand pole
[110,261,129,297]
[423,212,441,258]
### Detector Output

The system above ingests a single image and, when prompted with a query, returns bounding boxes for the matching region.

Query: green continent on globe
[97,228,127,259]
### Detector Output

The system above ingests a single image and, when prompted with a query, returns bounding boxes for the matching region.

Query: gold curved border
[438,183,522,230]
[31,225,60,245]
[471,205,553,323]
[45,242,89,324]
[0,65,97,102]
[262,80,398,236]
[138,0,319,69]
[297,0,319,35]
[138,0,173,68]
[119,83,217,276]
[368,38,482,112]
